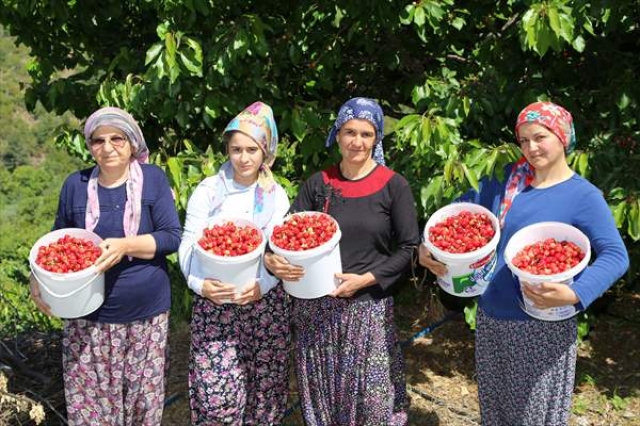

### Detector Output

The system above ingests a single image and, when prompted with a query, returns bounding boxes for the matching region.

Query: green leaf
[572,35,586,52]
[421,176,444,211]
[628,200,640,241]
[395,114,420,142]
[414,6,426,27]
[420,117,432,148]
[156,21,170,38]
[411,84,430,106]
[462,163,479,192]
[451,17,466,30]
[164,33,177,67]
[204,98,219,119]
[444,159,453,183]
[291,108,306,142]
[582,17,595,35]
[333,6,345,27]
[611,201,627,228]
[166,157,182,189]
[462,96,470,116]
[400,4,416,25]
[535,21,555,56]
[522,8,538,49]
[578,151,589,177]
[617,93,630,110]
[167,61,181,83]
[145,43,163,66]
[464,301,477,330]
[179,39,203,77]
[557,11,575,43]
[548,6,561,34]
[576,312,591,341]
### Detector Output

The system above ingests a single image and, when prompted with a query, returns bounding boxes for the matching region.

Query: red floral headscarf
[498,101,575,227]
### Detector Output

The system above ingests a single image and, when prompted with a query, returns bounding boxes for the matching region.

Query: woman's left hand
[94,238,128,273]
[520,281,580,309]
[330,272,376,298]
[234,281,262,305]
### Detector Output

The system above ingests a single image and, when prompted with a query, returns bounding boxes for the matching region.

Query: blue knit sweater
[459,166,629,320]
[53,164,181,323]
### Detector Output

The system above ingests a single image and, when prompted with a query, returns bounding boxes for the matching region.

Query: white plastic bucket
[269,212,342,299]
[193,217,266,303]
[504,221,591,321]
[423,202,501,297]
[29,228,105,319]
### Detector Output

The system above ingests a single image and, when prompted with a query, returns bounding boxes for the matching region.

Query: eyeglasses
[89,134,128,149]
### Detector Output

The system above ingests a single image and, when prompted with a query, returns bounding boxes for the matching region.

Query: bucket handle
[30,265,103,299]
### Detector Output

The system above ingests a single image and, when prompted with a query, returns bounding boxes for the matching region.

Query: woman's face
[227,131,265,186]
[89,125,132,172]
[336,119,376,166]
[517,123,566,171]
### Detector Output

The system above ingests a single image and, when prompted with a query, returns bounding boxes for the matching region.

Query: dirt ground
[2,287,639,426]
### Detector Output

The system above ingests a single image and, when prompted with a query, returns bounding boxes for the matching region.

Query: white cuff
[188,275,205,296]
[257,261,279,296]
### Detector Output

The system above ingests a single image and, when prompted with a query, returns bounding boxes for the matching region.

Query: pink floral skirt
[62,312,169,426]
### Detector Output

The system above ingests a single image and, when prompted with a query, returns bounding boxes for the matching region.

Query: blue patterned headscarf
[325,97,386,165]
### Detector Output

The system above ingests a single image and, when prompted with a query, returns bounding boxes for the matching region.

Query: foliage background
[0,0,638,332]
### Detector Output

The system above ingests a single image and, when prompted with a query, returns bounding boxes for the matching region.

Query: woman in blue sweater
[419,101,629,425]
[30,107,181,425]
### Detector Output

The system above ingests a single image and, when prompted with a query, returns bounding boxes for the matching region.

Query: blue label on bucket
[473,253,497,285]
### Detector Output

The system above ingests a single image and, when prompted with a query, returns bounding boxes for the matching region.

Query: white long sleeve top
[179,176,290,297]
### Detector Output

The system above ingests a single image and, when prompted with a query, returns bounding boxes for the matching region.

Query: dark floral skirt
[476,308,577,426]
[189,285,291,425]
[293,296,408,426]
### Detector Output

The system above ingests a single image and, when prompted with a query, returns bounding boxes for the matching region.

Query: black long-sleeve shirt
[291,164,420,300]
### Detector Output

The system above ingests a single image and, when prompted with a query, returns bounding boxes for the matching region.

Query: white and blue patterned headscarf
[325,97,386,165]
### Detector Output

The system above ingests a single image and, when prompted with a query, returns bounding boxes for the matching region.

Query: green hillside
[0,28,85,335]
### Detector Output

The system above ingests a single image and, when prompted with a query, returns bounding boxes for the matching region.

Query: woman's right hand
[264,252,305,282]
[29,274,52,316]
[418,244,448,277]
[202,279,237,305]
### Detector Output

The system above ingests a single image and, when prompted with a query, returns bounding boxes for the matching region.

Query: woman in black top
[265,97,420,425]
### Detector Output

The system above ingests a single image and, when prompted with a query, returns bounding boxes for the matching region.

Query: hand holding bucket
[418,244,448,277]
[29,228,106,319]
[263,253,305,282]
[268,211,342,299]
[423,202,501,297]
[520,281,581,310]
[504,221,591,321]
[193,217,266,304]
[201,278,240,305]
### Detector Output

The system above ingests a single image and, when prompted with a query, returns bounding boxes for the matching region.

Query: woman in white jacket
[179,102,290,425]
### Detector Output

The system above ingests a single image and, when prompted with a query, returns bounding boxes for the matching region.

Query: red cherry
[198,222,262,257]
[428,211,496,254]
[35,235,101,273]
[271,213,337,251]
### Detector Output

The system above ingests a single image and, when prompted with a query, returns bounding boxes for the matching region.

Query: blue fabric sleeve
[147,167,182,255]
[571,190,629,310]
